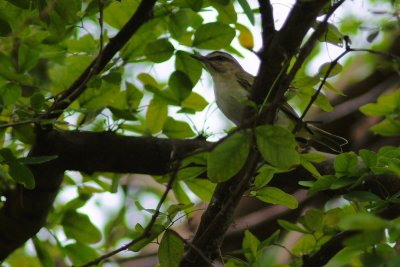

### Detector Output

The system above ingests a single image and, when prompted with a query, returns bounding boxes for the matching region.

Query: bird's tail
[307,124,348,153]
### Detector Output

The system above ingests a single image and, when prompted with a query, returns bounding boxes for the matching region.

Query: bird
[191,51,348,152]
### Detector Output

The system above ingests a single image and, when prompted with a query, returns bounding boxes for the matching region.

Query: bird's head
[191,51,244,76]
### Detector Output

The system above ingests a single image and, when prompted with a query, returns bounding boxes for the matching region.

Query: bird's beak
[190,54,207,62]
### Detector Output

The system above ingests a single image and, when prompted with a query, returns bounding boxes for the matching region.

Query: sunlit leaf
[254,187,298,209]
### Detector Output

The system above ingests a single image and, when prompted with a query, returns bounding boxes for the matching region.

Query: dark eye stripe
[209,55,230,61]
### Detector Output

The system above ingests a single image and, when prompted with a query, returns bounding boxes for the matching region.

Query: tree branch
[44,0,157,121]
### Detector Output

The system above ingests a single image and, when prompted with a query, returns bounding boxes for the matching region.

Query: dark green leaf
[108,106,137,121]
[0,148,35,189]
[145,38,175,63]
[317,22,343,46]
[185,0,203,12]
[256,125,300,170]
[30,93,46,111]
[193,22,235,50]
[309,175,337,193]
[169,70,193,102]
[175,50,202,84]
[173,182,192,204]
[158,230,184,267]
[12,124,36,145]
[62,211,102,243]
[0,17,11,36]
[238,0,255,25]
[207,131,251,182]
[254,187,298,209]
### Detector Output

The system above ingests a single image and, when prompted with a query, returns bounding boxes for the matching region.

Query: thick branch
[252,0,329,107]
[0,130,208,260]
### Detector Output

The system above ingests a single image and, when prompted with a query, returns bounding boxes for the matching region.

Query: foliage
[0,0,400,266]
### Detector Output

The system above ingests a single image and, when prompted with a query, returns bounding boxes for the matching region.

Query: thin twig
[78,152,181,267]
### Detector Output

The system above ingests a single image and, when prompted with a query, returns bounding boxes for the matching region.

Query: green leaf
[12,124,36,145]
[184,179,215,202]
[130,224,165,251]
[207,131,251,182]
[212,1,237,24]
[343,231,384,249]
[242,230,260,262]
[126,82,144,110]
[1,83,21,106]
[370,118,400,136]
[334,152,358,177]
[145,38,175,63]
[146,98,168,134]
[318,62,343,78]
[0,148,35,189]
[181,92,208,111]
[292,234,317,256]
[18,43,40,72]
[278,219,309,234]
[163,117,195,138]
[193,22,235,50]
[326,247,363,267]
[30,93,46,111]
[253,165,278,189]
[108,106,137,121]
[175,50,202,84]
[18,155,58,165]
[185,0,203,12]
[360,90,400,116]
[64,242,98,267]
[317,22,343,46]
[309,175,337,193]
[315,92,334,112]
[255,125,300,170]
[169,70,193,102]
[254,187,298,209]
[359,149,377,168]
[301,209,323,232]
[32,237,54,267]
[173,181,192,204]
[158,230,184,267]
[238,0,255,25]
[137,73,160,89]
[338,213,387,231]
[62,211,102,243]
[0,17,11,36]
[168,9,191,39]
